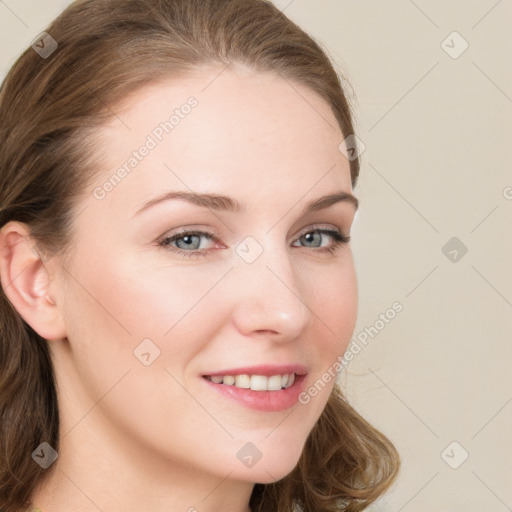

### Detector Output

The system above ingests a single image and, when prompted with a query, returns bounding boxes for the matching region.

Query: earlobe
[0,221,67,341]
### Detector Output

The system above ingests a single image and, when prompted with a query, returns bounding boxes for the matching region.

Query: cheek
[60,251,231,403]
[58,253,233,447]
[305,254,358,356]
[296,255,357,407]
[66,250,223,339]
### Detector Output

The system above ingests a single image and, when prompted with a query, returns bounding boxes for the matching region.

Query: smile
[203,373,296,391]
[201,367,307,412]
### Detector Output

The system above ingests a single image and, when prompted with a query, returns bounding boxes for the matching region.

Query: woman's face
[50,64,358,484]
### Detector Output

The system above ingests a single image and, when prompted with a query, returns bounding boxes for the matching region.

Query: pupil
[178,235,198,249]
[304,232,319,247]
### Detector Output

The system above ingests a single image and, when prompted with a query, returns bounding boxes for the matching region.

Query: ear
[0,221,67,341]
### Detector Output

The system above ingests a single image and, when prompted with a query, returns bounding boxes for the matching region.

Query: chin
[233,446,304,485]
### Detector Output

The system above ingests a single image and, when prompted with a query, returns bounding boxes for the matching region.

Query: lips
[201,364,308,411]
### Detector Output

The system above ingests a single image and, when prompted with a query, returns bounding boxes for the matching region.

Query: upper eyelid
[163,223,345,237]
[295,223,344,236]
[160,224,347,246]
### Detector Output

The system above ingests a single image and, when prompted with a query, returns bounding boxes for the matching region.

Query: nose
[229,244,313,342]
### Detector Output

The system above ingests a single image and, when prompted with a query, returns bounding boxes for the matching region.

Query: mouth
[200,365,308,412]
[203,372,297,391]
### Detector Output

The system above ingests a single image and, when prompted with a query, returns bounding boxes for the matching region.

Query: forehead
[87,64,352,216]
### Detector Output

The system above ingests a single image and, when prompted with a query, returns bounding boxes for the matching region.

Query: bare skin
[0,63,358,512]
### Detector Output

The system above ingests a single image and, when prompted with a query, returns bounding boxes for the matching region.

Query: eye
[158,229,218,258]
[292,228,351,254]
[157,226,351,258]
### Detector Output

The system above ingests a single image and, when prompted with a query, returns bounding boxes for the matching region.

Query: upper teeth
[206,373,296,391]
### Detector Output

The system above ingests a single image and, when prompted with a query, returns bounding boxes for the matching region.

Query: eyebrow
[134,190,359,217]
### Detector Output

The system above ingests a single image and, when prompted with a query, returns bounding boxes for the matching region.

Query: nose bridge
[229,235,312,339]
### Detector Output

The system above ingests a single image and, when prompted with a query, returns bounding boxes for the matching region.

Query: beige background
[1,1,511,510]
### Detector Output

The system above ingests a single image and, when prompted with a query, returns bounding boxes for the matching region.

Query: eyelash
[157,227,351,259]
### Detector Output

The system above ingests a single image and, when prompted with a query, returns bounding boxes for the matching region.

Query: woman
[0,0,400,511]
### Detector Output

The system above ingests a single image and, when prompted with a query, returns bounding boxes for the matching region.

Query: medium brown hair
[0,1,400,510]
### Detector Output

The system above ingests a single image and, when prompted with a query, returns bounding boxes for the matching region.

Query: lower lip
[201,374,307,412]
